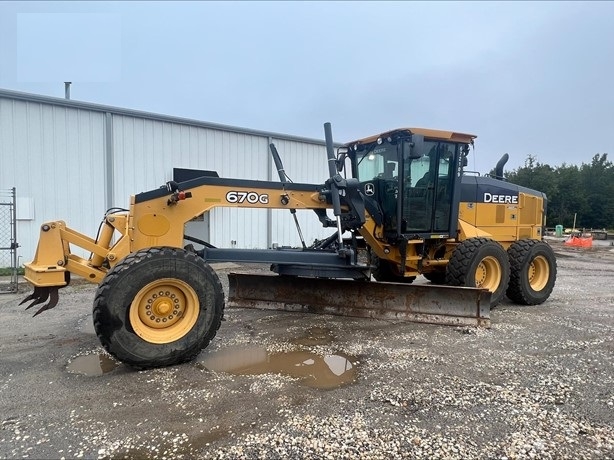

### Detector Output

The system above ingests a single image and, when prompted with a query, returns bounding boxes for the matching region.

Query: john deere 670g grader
[21,123,556,369]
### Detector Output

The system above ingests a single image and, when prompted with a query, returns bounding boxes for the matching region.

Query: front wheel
[93,247,224,369]
[446,237,510,307]
[506,239,557,305]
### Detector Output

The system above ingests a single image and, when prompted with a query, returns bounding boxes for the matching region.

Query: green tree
[579,154,613,228]
[552,163,587,227]
[505,154,558,214]
[503,153,613,230]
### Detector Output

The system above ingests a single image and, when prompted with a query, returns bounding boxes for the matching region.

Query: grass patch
[0,267,24,276]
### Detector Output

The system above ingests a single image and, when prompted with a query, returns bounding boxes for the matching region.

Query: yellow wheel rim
[474,256,502,292]
[129,278,199,344]
[528,255,549,291]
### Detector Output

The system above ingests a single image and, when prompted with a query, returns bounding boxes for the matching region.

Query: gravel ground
[0,238,612,459]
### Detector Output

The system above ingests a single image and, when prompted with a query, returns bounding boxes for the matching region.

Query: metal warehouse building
[0,88,335,266]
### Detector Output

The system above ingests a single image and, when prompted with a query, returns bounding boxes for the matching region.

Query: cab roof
[344,128,477,146]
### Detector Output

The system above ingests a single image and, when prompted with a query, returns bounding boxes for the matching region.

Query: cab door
[352,141,402,237]
[401,142,457,235]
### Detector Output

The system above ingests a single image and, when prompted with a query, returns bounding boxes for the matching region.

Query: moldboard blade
[228,273,491,327]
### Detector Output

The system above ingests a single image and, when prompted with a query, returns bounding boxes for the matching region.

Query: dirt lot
[1,238,613,460]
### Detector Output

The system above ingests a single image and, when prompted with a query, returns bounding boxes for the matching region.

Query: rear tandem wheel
[93,247,224,369]
[506,239,557,305]
[446,237,510,307]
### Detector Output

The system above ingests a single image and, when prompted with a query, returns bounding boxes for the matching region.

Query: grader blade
[228,273,491,327]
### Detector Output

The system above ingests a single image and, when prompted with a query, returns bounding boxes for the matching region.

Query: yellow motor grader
[20,123,556,369]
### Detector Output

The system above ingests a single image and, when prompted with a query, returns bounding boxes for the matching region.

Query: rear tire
[446,237,510,307]
[371,254,415,284]
[93,247,224,369]
[506,239,557,305]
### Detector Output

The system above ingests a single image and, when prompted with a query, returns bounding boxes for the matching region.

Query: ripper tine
[32,288,60,317]
[18,293,36,306]
[23,288,50,311]
[26,288,49,310]
[25,296,46,311]
[19,287,45,306]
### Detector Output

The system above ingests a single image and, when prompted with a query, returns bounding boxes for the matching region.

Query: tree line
[499,153,613,230]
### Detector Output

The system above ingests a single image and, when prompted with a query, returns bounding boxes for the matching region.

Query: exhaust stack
[495,153,509,180]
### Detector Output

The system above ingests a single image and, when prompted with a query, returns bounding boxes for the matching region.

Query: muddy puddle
[66,354,120,376]
[199,328,357,389]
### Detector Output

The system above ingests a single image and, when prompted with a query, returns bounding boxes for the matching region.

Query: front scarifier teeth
[32,288,60,317]
[20,287,60,317]
[20,287,50,308]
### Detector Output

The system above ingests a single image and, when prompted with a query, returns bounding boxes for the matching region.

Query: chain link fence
[0,188,18,293]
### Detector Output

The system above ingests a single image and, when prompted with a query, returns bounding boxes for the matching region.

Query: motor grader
[20,123,557,369]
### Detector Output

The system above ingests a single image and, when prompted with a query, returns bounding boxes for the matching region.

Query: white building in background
[0,88,338,263]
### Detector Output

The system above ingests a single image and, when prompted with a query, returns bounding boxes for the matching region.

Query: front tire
[446,237,510,307]
[93,247,224,369]
[506,239,557,305]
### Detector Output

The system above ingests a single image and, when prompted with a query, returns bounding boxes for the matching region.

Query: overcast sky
[1,1,613,174]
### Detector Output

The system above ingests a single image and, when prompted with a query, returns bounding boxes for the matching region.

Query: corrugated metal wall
[0,90,335,261]
[111,115,273,248]
[110,115,334,249]
[268,138,332,248]
[0,97,106,260]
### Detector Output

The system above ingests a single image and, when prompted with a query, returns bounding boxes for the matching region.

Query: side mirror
[403,135,424,159]
[336,147,349,172]
[461,144,470,168]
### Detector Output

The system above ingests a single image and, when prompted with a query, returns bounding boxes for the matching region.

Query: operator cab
[343,128,475,242]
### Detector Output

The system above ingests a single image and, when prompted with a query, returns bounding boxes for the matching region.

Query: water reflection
[66,354,119,376]
[200,346,356,389]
